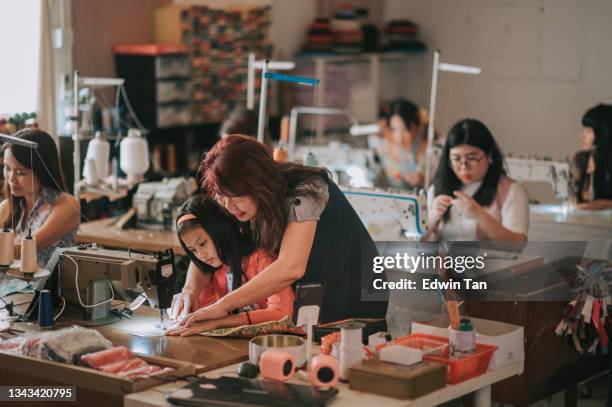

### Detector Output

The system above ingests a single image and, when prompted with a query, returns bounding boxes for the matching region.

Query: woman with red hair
[171,135,386,334]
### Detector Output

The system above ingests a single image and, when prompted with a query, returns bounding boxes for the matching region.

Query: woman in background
[427,119,529,241]
[167,195,293,336]
[573,104,612,210]
[0,129,80,267]
[378,99,427,189]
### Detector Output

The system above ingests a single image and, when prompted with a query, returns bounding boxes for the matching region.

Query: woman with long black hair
[574,104,612,210]
[427,119,529,241]
[0,129,80,267]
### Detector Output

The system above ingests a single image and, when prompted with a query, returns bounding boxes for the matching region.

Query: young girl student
[427,119,529,241]
[166,195,294,336]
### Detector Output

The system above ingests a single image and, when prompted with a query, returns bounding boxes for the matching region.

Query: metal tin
[249,335,307,368]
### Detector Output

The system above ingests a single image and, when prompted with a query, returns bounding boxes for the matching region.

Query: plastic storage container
[380,333,497,384]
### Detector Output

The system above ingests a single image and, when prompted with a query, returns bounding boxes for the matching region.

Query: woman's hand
[169,289,199,321]
[429,194,453,226]
[165,320,220,337]
[452,191,485,219]
[178,300,230,327]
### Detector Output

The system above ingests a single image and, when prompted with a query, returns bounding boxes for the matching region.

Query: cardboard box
[0,351,196,395]
[411,316,524,370]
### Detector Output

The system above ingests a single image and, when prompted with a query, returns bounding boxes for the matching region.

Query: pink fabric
[197,250,295,325]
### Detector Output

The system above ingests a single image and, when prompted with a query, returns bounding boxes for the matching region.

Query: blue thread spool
[38,289,53,328]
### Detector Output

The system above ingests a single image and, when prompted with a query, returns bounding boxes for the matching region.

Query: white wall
[383,0,612,160]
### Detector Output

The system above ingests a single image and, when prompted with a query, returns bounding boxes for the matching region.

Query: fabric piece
[0,274,30,297]
[198,315,305,338]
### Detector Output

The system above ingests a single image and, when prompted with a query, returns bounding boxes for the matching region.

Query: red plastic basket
[384,333,498,384]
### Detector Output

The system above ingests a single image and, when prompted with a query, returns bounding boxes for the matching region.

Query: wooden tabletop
[2,294,249,374]
[77,217,185,255]
[125,352,525,407]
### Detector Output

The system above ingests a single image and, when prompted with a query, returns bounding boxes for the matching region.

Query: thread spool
[84,131,110,179]
[310,355,339,387]
[20,229,37,274]
[339,322,365,381]
[0,228,15,267]
[120,128,150,184]
[38,289,53,328]
[84,158,99,185]
[259,348,296,382]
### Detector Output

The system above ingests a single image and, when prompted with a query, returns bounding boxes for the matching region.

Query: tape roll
[0,228,15,267]
[20,236,37,274]
[259,348,296,382]
[310,355,339,387]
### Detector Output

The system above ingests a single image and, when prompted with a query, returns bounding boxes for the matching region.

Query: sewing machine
[342,187,428,241]
[31,246,176,324]
[295,144,380,189]
[133,177,197,230]
[506,157,572,201]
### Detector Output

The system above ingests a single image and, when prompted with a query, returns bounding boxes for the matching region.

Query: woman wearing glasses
[427,119,529,241]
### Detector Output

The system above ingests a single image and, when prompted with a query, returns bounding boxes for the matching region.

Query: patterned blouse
[15,188,77,268]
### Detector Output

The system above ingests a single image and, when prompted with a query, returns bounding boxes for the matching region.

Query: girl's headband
[176,213,197,226]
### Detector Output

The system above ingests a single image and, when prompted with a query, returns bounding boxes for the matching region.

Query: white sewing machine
[342,187,428,241]
[295,144,379,189]
[133,177,197,230]
[506,157,572,201]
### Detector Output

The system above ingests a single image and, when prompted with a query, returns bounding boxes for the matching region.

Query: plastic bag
[38,326,112,364]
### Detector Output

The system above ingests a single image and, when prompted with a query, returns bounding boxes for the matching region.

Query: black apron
[298,180,388,323]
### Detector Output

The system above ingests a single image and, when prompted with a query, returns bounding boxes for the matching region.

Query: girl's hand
[169,289,198,321]
[429,194,453,225]
[178,301,230,327]
[452,191,485,219]
[165,320,220,337]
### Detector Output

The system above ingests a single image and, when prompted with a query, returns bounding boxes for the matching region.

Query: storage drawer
[157,103,192,128]
[155,55,190,79]
[156,80,191,103]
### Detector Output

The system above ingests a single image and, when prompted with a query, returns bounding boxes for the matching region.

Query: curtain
[37,0,57,141]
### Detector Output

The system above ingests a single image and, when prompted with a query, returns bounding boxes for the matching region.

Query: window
[0,0,42,114]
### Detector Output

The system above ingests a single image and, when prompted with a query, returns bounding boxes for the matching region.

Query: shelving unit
[294,51,426,140]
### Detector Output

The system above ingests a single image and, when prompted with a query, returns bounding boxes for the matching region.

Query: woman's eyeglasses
[449,154,487,168]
